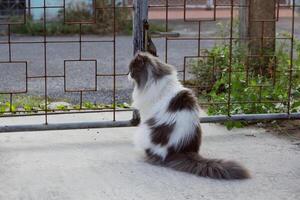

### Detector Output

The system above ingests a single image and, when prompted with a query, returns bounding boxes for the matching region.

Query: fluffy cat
[128,52,250,180]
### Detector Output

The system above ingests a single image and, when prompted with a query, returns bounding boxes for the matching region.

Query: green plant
[0,93,132,115]
[4,102,16,113]
[190,37,300,129]
[56,105,68,111]
[0,104,5,114]
[83,101,97,109]
[0,95,48,114]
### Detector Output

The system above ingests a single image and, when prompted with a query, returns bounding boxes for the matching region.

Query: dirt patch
[261,120,300,143]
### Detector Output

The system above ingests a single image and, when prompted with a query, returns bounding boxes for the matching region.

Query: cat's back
[136,88,200,158]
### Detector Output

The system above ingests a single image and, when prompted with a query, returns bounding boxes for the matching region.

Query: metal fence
[0,0,299,132]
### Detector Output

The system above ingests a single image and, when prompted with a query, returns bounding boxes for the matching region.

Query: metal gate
[0,0,299,132]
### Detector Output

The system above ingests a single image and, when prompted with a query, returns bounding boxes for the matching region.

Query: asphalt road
[0,35,215,104]
[0,17,299,104]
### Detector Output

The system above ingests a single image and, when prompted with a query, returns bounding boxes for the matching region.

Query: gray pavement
[0,112,299,200]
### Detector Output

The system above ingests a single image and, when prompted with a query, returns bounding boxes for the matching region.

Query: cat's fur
[128,52,250,180]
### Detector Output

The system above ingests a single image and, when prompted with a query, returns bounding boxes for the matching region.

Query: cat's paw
[131,110,141,126]
[130,117,141,126]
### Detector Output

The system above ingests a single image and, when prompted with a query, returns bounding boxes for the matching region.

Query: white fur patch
[134,123,151,150]
[168,110,199,149]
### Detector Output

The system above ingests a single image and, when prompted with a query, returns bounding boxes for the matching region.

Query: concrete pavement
[0,112,299,200]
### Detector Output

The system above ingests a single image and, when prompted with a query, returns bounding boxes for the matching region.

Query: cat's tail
[148,152,250,180]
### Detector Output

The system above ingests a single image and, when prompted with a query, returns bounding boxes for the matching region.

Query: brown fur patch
[145,124,250,180]
[129,54,148,88]
[164,152,250,180]
[168,90,198,112]
[146,118,175,145]
[129,52,174,87]
[138,52,173,80]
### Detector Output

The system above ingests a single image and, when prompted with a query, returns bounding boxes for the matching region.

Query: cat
[128,52,250,180]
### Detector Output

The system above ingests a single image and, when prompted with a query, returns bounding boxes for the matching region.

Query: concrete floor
[0,112,299,200]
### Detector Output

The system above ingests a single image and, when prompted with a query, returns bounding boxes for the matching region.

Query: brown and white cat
[128,52,250,180]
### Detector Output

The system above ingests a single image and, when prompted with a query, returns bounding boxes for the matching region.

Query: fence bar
[0,120,134,133]
[0,1,299,133]
[199,113,300,123]
[1,113,300,133]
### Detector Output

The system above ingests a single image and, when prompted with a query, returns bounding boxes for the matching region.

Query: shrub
[190,36,300,129]
[0,94,131,115]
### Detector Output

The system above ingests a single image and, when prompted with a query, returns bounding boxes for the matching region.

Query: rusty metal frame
[0,0,124,124]
[0,0,300,133]
[153,0,300,119]
[64,59,98,92]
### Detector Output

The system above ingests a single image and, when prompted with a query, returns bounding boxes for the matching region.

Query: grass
[0,95,45,114]
[0,94,130,115]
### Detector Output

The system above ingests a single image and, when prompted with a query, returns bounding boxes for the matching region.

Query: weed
[189,36,300,129]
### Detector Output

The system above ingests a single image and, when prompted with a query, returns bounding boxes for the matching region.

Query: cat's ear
[135,52,148,64]
[147,37,157,57]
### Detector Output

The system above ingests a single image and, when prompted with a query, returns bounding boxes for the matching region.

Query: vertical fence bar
[227,0,234,116]
[43,0,48,124]
[287,0,295,114]
[165,0,169,63]
[131,0,148,125]
[113,0,116,121]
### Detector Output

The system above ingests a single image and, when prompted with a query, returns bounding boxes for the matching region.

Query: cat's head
[128,52,174,89]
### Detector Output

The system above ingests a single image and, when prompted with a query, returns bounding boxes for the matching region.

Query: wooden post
[239,0,248,41]
[133,0,148,54]
[131,0,148,125]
